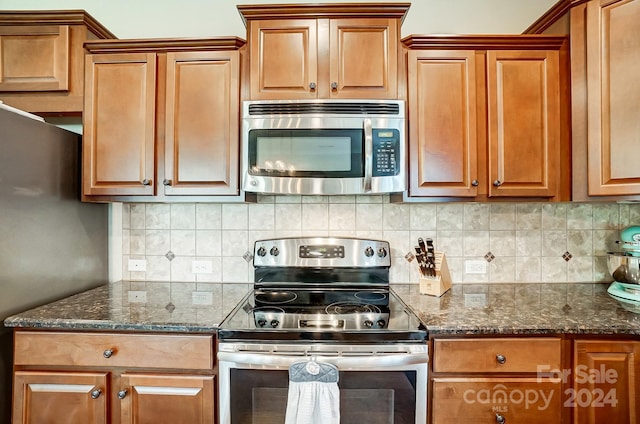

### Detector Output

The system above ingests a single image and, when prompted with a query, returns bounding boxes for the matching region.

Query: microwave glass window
[256,136,351,172]
[248,129,363,178]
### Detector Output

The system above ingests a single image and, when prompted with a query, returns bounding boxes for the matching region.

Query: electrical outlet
[128,290,147,303]
[192,291,213,306]
[465,260,487,274]
[192,260,213,274]
[128,259,147,272]
[464,293,486,308]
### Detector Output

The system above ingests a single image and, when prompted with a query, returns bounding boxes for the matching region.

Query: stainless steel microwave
[241,99,406,195]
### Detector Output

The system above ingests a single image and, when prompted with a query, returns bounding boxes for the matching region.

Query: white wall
[0,0,557,38]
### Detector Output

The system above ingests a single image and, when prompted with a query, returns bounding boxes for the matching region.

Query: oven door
[217,342,428,424]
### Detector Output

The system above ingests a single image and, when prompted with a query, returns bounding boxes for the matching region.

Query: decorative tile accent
[484,252,495,262]
[562,251,572,262]
[165,251,175,261]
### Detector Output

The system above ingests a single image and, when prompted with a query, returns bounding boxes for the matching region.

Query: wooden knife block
[419,252,452,297]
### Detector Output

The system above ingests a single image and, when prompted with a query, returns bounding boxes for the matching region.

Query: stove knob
[257,318,267,327]
[377,248,387,258]
[257,247,267,257]
[364,247,374,257]
[364,319,373,328]
[270,319,280,328]
[377,319,386,328]
[270,247,279,256]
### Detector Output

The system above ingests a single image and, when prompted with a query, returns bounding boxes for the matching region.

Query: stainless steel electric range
[217,237,428,424]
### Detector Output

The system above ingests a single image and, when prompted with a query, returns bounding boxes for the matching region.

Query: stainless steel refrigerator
[0,105,109,422]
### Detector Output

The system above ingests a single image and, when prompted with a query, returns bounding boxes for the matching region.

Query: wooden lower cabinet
[573,340,640,424]
[432,377,562,423]
[430,337,565,423]
[12,331,216,424]
[13,371,108,424]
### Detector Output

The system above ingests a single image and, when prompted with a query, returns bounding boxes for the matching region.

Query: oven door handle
[218,350,427,369]
[363,118,373,193]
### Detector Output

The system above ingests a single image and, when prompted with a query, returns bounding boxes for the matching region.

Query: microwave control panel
[372,129,400,177]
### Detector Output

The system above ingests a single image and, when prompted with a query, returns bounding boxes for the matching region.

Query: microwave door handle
[363,118,373,192]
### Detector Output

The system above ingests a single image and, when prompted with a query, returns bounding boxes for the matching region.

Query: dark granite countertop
[4,281,640,336]
[394,282,640,336]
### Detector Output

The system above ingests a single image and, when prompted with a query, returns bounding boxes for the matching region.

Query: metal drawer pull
[163,179,172,186]
[471,179,479,186]
[493,179,502,187]
[90,388,102,399]
[103,348,114,359]
[309,82,316,90]
[141,179,151,186]
[495,413,506,423]
[118,389,128,399]
[331,81,338,90]
[496,354,506,364]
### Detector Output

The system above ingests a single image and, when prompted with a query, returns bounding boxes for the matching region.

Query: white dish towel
[285,360,340,424]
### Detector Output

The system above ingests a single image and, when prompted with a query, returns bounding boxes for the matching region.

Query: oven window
[248,129,363,178]
[229,369,416,424]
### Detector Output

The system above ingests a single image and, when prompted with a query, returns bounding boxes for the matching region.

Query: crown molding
[0,10,116,39]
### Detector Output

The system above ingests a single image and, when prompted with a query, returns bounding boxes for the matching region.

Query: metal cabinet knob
[163,179,172,186]
[118,389,128,400]
[496,354,506,364]
[493,180,502,187]
[309,82,316,90]
[331,82,338,90]
[141,179,151,186]
[495,413,506,423]
[471,179,479,186]
[103,348,114,359]
[90,388,102,399]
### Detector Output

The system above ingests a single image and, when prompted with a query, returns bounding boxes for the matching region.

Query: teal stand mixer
[607,225,640,313]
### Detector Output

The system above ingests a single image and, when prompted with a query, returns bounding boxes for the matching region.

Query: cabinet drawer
[14,331,213,370]
[433,338,561,373]
[432,377,562,424]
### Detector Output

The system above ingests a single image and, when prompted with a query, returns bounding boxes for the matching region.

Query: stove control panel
[253,237,391,268]
[299,245,344,259]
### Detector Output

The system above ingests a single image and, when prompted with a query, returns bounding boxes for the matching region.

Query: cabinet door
[585,0,640,195]
[329,18,397,99]
[407,50,478,197]
[164,51,240,195]
[119,373,214,424]
[432,377,562,424]
[13,371,108,424]
[0,25,69,92]
[486,49,560,197]
[83,53,156,196]
[249,19,318,100]
[574,340,640,424]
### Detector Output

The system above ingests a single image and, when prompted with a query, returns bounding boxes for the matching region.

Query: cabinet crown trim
[0,10,116,39]
[84,36,246,54]
[237,3,410,25]
[402,34,568,50]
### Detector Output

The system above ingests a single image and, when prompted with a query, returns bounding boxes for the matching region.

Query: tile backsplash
[120,196,640,284]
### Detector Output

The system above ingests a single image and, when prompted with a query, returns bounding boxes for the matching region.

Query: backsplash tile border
[119,197,640,285]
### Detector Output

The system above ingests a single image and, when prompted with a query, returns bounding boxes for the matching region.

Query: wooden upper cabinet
[0,25,70,91]
[407,49,478,197]
[249,19,318,99]
[239,3,408,100]
[487,49,560,197]
[0,10,115,115]
[82,38,245,202]
[581,0,640,196]
[83,53,157,196]
[164,51,240,196]
[403,36,570,201]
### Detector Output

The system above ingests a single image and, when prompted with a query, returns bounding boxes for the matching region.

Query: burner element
[254,290,297,304]
[354,291,388,302]
[325,301,381,315]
